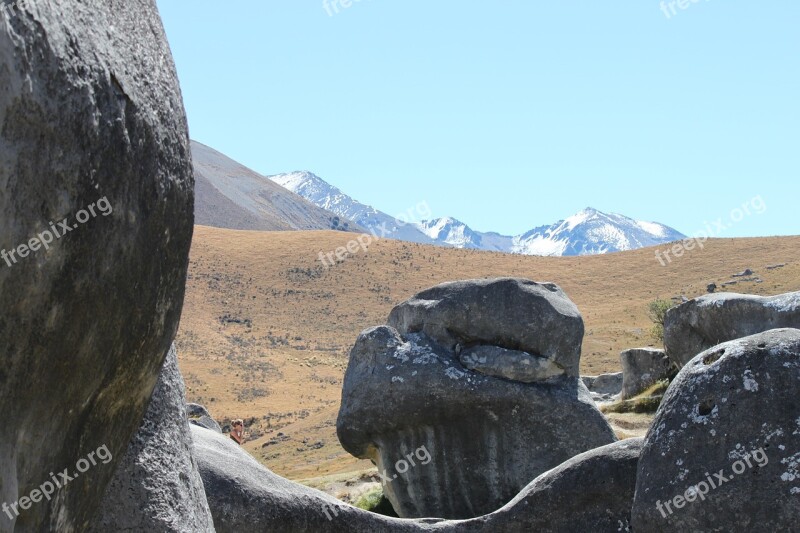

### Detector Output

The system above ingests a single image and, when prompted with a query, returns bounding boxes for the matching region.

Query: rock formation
[195,424,641,533]
[581,372,623,402]
[0,0,193,529]
[338,279,616,519]
[92,345,214,532]
[188,403,223,433]
[620,348,673,399]
[664,291,800,367]
[632,329,800,531]
[449,438,644,532]
[388,278,584,377]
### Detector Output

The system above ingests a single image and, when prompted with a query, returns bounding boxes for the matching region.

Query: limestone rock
[194,425,640,533]
[92,345,215,532]
[0,0,193,529]
[620,348,673,399]
[192,426,421,533]
[632,329,800,531]
[337,326,616,519]
[451,438,644,532]
[388,278,584,377]
[188,403,223,433]
[581,372,624,400]
[664,291,800,367]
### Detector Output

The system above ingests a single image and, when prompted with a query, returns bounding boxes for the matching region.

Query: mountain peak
[269,169,685,257]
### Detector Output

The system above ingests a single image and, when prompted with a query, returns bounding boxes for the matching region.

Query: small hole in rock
[698,399,715,416]
[703,349,725,365]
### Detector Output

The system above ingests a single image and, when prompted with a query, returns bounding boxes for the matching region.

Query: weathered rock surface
[632,329,800,532]
[0,0,193,530]
[337,325,616,519]
[192,426,642,533]
[449,438,644,532]
[194,425,640,533]
[192,426,424,533]
[92,345,214,532]
[188,403,223,433]
[581,372,623,402]
[664,291,800,367]
[620,347,673,399]
[460,345,564,382]
[388,278,584,377]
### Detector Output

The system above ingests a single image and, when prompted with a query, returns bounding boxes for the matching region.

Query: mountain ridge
[270,171,686,256]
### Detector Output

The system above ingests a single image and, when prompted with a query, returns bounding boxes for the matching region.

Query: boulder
[91,345,214,532]
[337,325,616,519]
[632,329,800,532]
[0,0,193,529]
[581,372,624,399]
[664,291,800,367]
[387,278,584,377]
[620,348,673,399]
[188,403,223,433]
[194,425,640,533]
[449,438,644,532]
[192,426,425,533]
[193,425,640,533]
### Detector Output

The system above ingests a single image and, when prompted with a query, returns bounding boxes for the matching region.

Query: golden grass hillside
[176,226,800,480]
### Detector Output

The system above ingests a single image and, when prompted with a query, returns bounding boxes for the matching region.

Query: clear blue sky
[156,1,798,237]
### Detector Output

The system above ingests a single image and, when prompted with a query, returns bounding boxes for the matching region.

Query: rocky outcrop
[188,403,223,433]
[338,278,615,519]
[632,329,800,532]
[388,278,584,377]
[664,291,800,367]
[620,348,673,399]
[92,346,214,532]
[0,0,193,530]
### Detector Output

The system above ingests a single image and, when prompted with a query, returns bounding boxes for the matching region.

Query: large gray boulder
[620,348,673,399]
[192,426,642,533]
[192,426,424,533]
[0,0,193,530]
[91,346,214,532]
[448,438,644,532]
[194,425,640,533]
[664,291,800,367]
[337,325,616,519]
[632,329,800,532]
[388,278,584,377]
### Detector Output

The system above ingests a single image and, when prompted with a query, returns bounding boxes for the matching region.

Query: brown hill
[192,141,362,232]
[177,227,800,480]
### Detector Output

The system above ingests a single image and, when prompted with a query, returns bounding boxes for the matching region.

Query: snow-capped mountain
[510,207,686,256]
[269,171,435,244]
[415,217,515,252]
[270,171,685,256]
[416,217,484,249]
